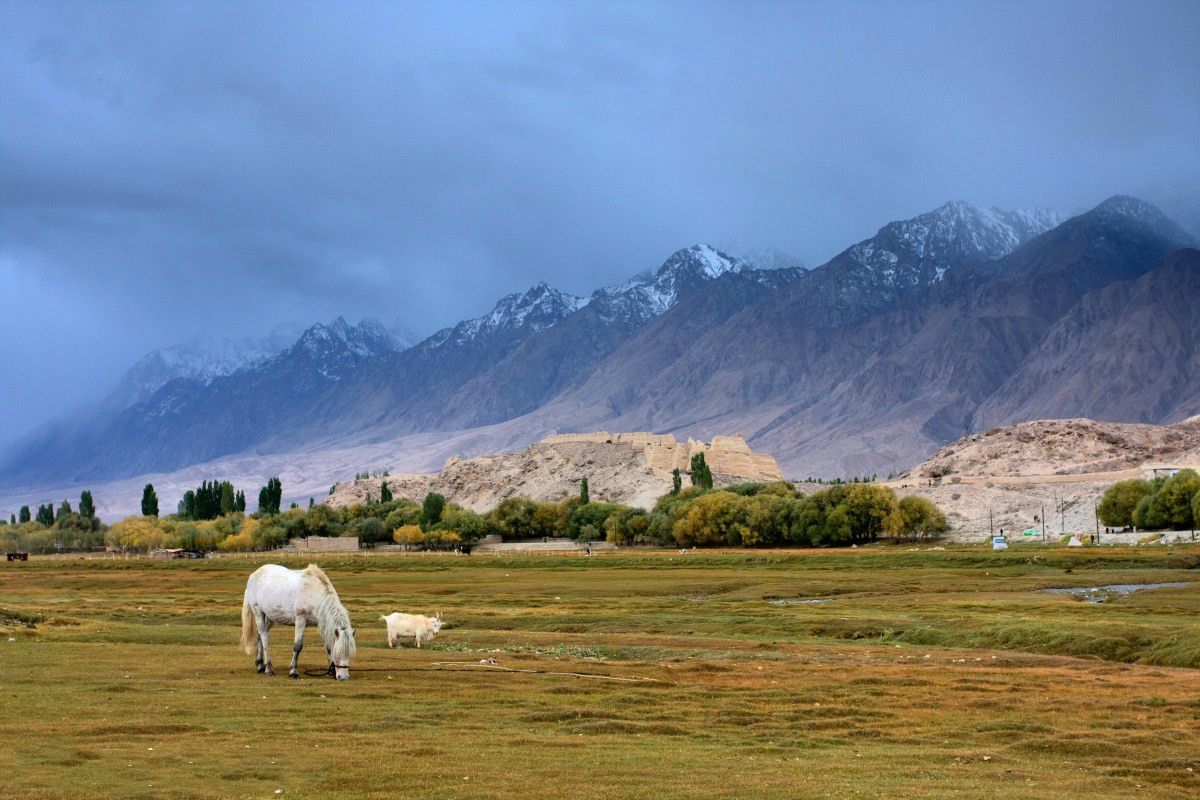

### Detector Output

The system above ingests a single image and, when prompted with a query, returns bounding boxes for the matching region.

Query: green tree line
[1098,470,1200,531]
[2,474,949,554]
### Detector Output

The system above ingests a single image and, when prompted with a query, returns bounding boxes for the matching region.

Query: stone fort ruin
[540,431,784,481]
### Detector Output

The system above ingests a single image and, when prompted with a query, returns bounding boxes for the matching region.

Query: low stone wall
[288,536,360,552]
[472,540,616,553]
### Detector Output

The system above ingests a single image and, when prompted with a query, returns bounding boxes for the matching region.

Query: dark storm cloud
[1,0,1198,437]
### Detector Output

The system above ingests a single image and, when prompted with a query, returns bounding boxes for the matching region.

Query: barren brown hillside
[328,433,785,512]
[894,416,1200,541]
[907,416,1200,480]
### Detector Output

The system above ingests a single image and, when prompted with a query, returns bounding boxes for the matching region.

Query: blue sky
[1,0,1197,437]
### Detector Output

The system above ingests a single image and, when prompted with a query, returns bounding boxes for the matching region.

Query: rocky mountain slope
[2,196,1196,496]
[972,248,1200,427]
[523,200,1111,474]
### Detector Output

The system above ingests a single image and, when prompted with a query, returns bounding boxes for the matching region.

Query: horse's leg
[254,608,267,673]
[288,618,306,679]
[257,613,275,676]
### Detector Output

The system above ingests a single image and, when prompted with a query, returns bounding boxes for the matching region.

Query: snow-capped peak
[105,323,306,408]
[296,316,403,361]
[1078,195,1196,249]
[719,243,807,272]
[428,282,587,347]
[691,243,738,278]
[844,200,1065,287]
[588,244,746,322]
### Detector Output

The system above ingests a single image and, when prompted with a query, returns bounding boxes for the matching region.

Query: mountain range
[2,196,1196,494]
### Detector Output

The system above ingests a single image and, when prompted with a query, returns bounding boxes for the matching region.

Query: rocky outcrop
[327,432,785,512]
[906,417,1200,481]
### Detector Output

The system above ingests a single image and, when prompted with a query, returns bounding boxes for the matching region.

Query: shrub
[567,502,625,540]
[884,496,950,542]
[1098,479,1153,528]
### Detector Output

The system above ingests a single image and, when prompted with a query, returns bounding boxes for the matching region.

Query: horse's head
[332,626,356,681]
[433,612,444,634]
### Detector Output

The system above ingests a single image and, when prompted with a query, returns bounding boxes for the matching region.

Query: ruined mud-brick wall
[541,432,784,481]
[290,536,360,552]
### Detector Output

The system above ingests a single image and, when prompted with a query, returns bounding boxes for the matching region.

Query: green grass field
[2,547,1199,799]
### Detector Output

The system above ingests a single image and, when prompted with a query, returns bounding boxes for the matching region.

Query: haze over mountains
[2,196,1196,495]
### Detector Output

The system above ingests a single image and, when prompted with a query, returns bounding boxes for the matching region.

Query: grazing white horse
[241,564,357,680]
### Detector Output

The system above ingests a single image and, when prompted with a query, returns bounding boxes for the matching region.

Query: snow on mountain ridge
[427,282,588,348]
[722,244,807,272]
[589,244,745,321]
[1088,195,1197,246]
[846,201,1065,286]
[106,323,306,409]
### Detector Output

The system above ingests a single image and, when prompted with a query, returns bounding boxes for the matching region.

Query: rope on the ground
[298,661,670,683]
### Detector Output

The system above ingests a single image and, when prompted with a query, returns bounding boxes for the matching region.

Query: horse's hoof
[288,673,299,680]
[256,666,265,674]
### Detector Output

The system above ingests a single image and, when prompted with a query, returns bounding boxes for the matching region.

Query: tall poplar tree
[79,490,96,519]
[141,484,159,517]
[219,482,235,515]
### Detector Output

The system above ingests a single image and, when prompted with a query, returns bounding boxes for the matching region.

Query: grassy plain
[1,547,1199,799]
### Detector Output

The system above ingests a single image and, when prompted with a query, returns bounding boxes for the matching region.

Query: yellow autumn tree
[106,516,167,551]
[393,524,424,549]
[218,516,261,552]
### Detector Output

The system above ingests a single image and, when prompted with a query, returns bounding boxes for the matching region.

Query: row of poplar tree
[166,476,283,520]
[10,490,97,527]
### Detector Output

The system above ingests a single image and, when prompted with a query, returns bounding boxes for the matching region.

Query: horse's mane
[304,564,355,657]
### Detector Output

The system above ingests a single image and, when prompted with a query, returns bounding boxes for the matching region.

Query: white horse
[240,563,357,680]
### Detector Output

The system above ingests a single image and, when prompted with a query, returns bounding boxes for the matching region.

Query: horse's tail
[240,594,256,656]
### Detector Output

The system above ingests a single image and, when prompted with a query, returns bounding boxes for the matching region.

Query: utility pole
[1041,503,1046,543]
[1094,501,1100,544]
[989,508,994,537]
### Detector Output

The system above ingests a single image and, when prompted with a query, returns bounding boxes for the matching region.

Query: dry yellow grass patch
[1,548,1197,798]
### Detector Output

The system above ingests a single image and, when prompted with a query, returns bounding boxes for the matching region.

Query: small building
[1143,464,1191,479]
[149,548,185,559]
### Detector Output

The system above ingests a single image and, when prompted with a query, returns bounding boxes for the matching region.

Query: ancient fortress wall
[288,536,360,552]
[541,432,784,481]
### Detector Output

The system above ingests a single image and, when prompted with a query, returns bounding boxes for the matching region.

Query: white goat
[380,612,444,648]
